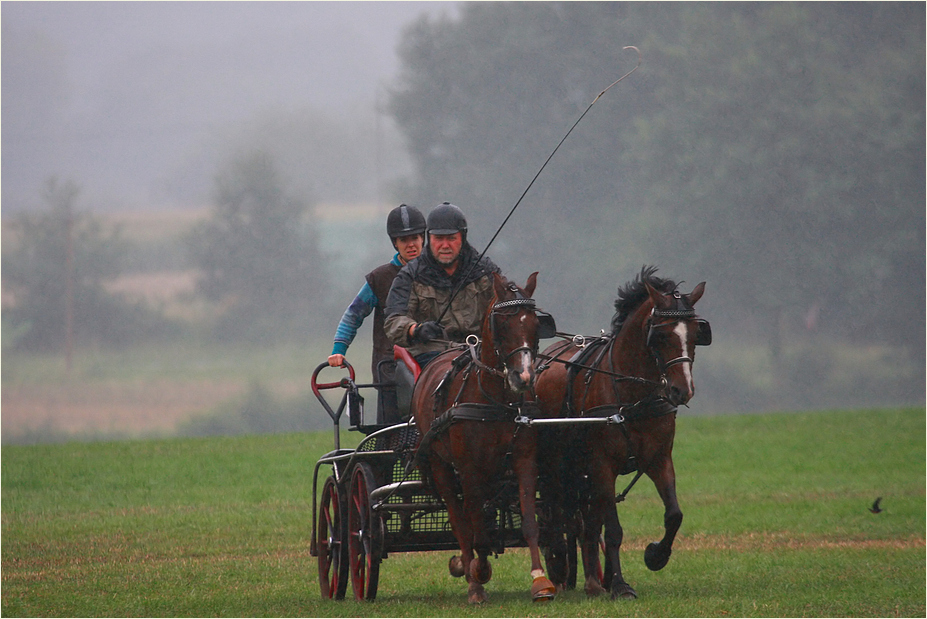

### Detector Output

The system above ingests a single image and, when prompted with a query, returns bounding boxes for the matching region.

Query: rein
[536,337,660,387]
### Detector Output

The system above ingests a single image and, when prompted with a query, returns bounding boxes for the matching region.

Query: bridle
[489,295,539,363]
[447,288,544,411]
[646,291,712,376]
[647,308,696,372]
[538,290,712,410]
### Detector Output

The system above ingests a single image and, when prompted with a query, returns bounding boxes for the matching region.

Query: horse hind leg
[602,513,638,600]
[582,477,637,600]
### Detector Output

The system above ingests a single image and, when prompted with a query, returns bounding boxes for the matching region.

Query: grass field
[1,339,351,443]
[2,407,923,617]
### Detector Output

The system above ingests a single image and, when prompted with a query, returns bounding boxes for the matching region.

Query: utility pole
[374,87,383,210]
[64,200,74,375]
[46,177,79,375]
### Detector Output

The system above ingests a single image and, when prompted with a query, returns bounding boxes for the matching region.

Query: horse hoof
[644,542,671,571]
[469,557,492,584]
[468,583,489,605]
[611,582,638,600]
[584,576,606,597]
[531,576,556,602]
[448,555,465,578]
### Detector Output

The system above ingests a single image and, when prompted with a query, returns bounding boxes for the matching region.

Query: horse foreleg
[428,457,478,599]
[512,430,556,602]
[453,479,491,604]
[643,455,682,572]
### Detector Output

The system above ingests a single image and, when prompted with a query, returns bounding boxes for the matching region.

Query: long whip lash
[436,46,642,323]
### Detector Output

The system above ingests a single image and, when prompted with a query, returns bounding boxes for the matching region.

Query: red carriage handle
[311,360,356,394]
[311,361,356,451]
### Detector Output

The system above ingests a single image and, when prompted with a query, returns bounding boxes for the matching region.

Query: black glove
[413,321,444,344]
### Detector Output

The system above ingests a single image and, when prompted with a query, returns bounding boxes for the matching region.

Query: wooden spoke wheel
[317,475,348,600]
[347,463,383,600]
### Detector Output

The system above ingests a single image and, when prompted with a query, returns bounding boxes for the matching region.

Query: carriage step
[369,480,429,505]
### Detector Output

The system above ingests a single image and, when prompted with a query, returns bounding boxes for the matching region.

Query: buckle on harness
[466,334,480,361]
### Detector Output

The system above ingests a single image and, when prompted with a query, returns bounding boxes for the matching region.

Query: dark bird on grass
[868,497,883,514]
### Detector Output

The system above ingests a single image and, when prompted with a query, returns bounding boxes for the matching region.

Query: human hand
[328,354,346,367]
[412,321,444,344]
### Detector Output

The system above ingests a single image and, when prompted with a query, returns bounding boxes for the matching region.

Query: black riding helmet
[387,204,426,240]
[427,202,468,243]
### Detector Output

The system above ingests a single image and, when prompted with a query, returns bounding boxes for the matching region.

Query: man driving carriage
[326,203,426,424]
[384,202,501,369]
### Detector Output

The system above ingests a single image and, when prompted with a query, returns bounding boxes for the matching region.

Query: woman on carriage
[326,204,426,424]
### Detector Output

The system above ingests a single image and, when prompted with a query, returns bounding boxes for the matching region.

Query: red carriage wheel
[348,463,382,600]
[318,476,348,599]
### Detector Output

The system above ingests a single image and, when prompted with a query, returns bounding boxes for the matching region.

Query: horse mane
[610,266,679,334]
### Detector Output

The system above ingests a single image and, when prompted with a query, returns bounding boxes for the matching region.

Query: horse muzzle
[506,348,537,393]
[665,382,693,407]
[660,358,694,406]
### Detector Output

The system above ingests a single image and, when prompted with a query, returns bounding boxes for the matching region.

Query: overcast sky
[2,1,460,211]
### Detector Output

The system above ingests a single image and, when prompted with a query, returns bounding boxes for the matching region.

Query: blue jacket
[331,253,403,356]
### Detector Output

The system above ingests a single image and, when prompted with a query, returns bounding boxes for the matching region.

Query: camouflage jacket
[384,243,500,359]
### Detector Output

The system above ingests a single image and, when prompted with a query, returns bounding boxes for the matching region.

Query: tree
[186,150,329,341]
[628,3,925,349]
[2,177,153,351]
[388,3,924,409]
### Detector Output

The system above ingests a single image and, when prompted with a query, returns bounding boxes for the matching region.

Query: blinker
[695,319,712,346]
[537,313,557,339]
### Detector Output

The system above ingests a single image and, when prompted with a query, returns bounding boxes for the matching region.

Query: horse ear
[687,282,706,306]
[492,271,507,297]
[524,272,538,298]
[645,281,671,310]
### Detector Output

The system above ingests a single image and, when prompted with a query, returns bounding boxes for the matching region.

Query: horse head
[642,280,710,406]
[482,271,542,395]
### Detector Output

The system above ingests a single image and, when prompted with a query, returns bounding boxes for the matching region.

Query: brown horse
[411,271,558,604]
[535,266,710,599]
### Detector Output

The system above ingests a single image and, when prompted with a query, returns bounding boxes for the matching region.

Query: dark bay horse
[535,266,710,599]
[411,272,558,604]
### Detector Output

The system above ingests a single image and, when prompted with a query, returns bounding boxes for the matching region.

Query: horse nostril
[668,385,692,406]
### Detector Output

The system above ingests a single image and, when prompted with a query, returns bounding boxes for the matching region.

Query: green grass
[2,408,924,617]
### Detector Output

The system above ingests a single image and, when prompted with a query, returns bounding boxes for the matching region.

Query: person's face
[430,232,463,267]
[395,233,424,264]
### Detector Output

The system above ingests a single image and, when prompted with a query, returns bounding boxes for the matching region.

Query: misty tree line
[3,3,923,410]
[390,3,924,355]
[2,153,327,350]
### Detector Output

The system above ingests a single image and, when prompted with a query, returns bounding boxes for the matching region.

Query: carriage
[308,356,539,601]
[308,268,711,603]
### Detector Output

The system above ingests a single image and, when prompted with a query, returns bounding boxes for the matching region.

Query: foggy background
[2,1,456,211]
[2,2,924,444]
